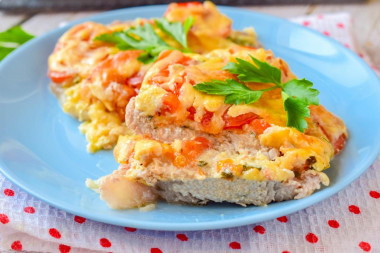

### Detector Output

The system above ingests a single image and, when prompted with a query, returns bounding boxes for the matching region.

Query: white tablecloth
[1,12,379,253]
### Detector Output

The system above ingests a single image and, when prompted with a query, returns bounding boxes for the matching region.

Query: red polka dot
[302,21,310,26]
[317,14,324,19]
[176,234,188,241]
[151,248,163,253]
[328,220,340,228]
[253,225,265,234]
[124,227,136,232]
[3,189,14,196]
[369,191,380,199]
[59,244,71,253]
[359,241,371,252]
[344,44,350,48]
[0,213,9,224]
[305,233,318,243]
[24,206,35,214]
[100,238,111,248]
[337,23,344,28]
[323,31,330,36]
[277,216,288,223]
[49,228,61,239]
[74,216,86,224]
[11,241,22,251]
[349,205,361,214]
[229,241,241,249]
[358,53,364,58]
[282,251,291,253]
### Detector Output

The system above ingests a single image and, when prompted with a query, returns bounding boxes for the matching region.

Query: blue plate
[1,6,380,231]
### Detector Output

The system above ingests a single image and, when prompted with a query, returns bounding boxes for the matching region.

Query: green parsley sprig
[193,55,319,132]
[0,26,34,61]
[94,17,194,64]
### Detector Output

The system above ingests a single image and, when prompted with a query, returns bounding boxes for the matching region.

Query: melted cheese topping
[165,1,235,53]
[78,101,129,152]
[136,47,295,133]
[135,86,167,116]
[62,83,129,152]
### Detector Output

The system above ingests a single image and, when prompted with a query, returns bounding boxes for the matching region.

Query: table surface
[1,1,379,68]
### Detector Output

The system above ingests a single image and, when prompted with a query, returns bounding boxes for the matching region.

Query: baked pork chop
[94,47,347,209]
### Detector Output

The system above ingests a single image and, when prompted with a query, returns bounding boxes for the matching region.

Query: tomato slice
[187,106,196,120]
[48,70,74,84]
[333,134,347,154]
[201,110,214,129]
[165,2,203,15]
[161,93,180,114]
[182,137,211,161]
[175,2,203,7]
[156,50,192,65]
[193,136,211,148]
[94,50,142,84]
[249,119,271,135]
[156,50,173,61]
[223,112,259,129]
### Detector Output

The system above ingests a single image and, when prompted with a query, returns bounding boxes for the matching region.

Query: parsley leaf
[0,26,34,61]
[194,55,320,132]
[94,33,127,46]
[194,79,265,105]
[94,18,193,64]
[126,23,169,50]
[223,55,282,85]
[137,52,159,64]
[0,47,14,61]
[155,17,194,49]
[282,78,319,105]
[0,26,34,44]
[95,23,171,63]
[283,96,310,132]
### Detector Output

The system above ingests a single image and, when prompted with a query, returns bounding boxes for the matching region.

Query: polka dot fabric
[0,12,379,253]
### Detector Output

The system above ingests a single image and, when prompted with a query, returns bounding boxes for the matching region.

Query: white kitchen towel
[1,12,379,253]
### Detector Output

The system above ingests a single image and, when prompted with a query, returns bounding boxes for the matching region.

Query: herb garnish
[154,17,194,49]
[193,55,319,132]
[0,26,34,61]
[94,17,194,64]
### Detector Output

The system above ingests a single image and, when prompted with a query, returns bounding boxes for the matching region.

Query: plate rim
[1,5,380,231]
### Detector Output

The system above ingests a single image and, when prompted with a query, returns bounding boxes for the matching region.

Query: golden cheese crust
[133,48,347,151]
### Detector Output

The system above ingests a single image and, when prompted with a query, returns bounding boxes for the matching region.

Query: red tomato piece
[187,106,196,120]
[156,50,173,61]
[333,134,347,154]
[223,112,259,129]
[172,82,183,96]
[201,110,214,129]
[48,70,74,84]
[182,136,211,161]
[249,119,271,135]
[193,136,211,148]
[165,2,203,14]
[161,93,180,114]
[176,2,203,7]
[156,50,191,65]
